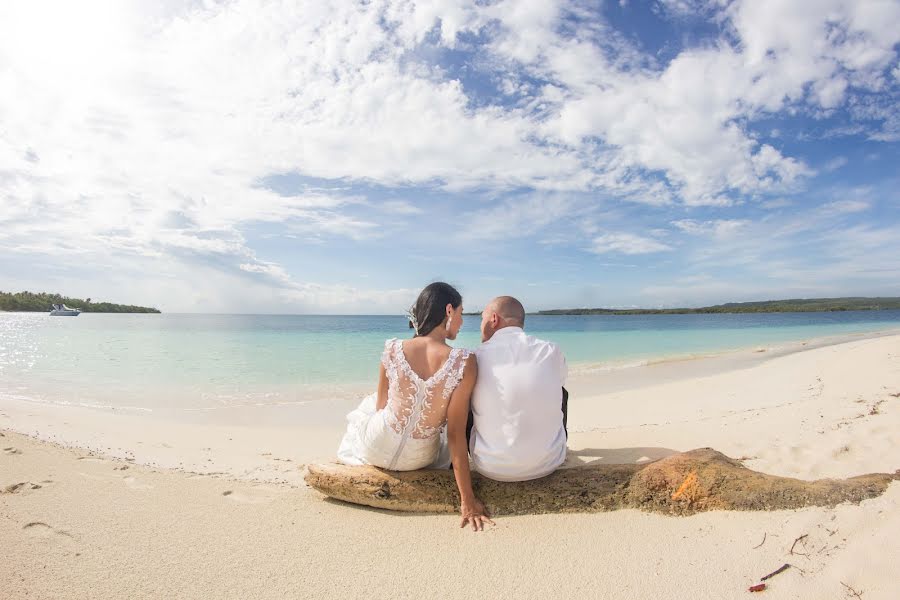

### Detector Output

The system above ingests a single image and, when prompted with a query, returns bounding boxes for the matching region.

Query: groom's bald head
[480,296,525,342]
[491,296,525,327]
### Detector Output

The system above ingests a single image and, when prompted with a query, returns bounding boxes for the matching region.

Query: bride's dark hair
[409,282,462,337]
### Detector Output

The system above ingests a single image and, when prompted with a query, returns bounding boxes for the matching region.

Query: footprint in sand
[3,447,22,455]
[832,445,852,458]
[2,481,49,494]
[76,456,105,463]
[23,522,75,544]
[123,476,154,490]
[222,485,281,504]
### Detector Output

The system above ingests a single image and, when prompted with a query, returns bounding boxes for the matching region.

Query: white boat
[49,303,81,316]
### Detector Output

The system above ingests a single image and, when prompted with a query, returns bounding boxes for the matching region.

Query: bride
[338,282,492,530]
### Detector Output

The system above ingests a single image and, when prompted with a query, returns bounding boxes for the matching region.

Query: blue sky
[1,0,899,313]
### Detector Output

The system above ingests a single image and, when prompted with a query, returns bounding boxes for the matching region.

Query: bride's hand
[459,497,494,531]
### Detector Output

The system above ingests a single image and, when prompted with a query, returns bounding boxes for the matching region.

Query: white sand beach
[2,334,899,599]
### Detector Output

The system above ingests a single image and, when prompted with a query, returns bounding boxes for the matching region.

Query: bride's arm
[447,355,493,531]
[375,364,389,411]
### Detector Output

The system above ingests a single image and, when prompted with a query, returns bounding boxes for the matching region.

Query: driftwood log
[305,448,899,516]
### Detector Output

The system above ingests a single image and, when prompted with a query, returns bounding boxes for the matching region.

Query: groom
[466,296,568,481]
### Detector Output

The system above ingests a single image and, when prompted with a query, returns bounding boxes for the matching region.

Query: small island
[536,297,900,315]
[0,291,161,313]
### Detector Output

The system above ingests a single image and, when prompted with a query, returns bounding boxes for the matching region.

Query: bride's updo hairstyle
[408,282,462,337]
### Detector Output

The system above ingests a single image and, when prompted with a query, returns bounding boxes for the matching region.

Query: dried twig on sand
[752,533,767,549]
[760,564,791,581]
[841,581,863,598]
[790,534,808,555]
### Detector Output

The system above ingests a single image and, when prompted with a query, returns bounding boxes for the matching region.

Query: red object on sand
[749,583,767,592]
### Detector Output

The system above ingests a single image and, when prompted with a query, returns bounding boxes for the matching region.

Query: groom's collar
[490,326,523,340]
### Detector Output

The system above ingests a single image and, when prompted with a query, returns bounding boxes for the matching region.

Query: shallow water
[2,310,900,416]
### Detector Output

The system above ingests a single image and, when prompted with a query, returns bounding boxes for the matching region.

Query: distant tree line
[537,297,900,315]
[0,291,161,313]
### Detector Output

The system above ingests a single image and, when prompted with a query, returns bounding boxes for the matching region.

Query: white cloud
[640,220,900,308]
[379,200,424,215]
[761,198,793,209]
[672,219,749,238]
[590,233,673,255]
[655,0,721,15]
[819,199,871,216]
[239,262,294,286]
[823,156,849,172]
[655,190,896,300]
[460,194,576,241]
[485,0,898,203]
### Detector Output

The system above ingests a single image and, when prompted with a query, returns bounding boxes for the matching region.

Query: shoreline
[2,333,898,484]
[571,325,900,372]
[567,326,900,396]
[3,325,899,422]
[2,333,899,599]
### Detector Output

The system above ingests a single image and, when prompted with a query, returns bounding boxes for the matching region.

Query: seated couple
[338,282,568,531]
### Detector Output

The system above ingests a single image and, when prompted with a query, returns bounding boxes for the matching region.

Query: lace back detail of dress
[381,338,470,440]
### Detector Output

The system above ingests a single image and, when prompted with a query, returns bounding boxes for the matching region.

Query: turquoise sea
[2,311,900,416]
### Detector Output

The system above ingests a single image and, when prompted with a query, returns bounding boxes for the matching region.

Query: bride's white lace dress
[338,338,471,471]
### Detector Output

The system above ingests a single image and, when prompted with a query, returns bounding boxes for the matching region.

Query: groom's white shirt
[470,326,567,481]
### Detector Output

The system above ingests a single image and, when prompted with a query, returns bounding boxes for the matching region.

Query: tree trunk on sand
[304,448,899,516]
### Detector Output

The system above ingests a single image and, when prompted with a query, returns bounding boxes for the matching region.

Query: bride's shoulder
[451,345,475,363]
[381,338,399,358]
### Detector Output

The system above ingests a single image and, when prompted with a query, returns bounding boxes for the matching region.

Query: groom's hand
[460,498,494,531]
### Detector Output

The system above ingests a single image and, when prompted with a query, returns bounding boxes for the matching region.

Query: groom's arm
[555,343,568,437]
[556,344,568,386]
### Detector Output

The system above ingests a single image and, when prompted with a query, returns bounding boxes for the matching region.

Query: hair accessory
[406,305,420,335]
